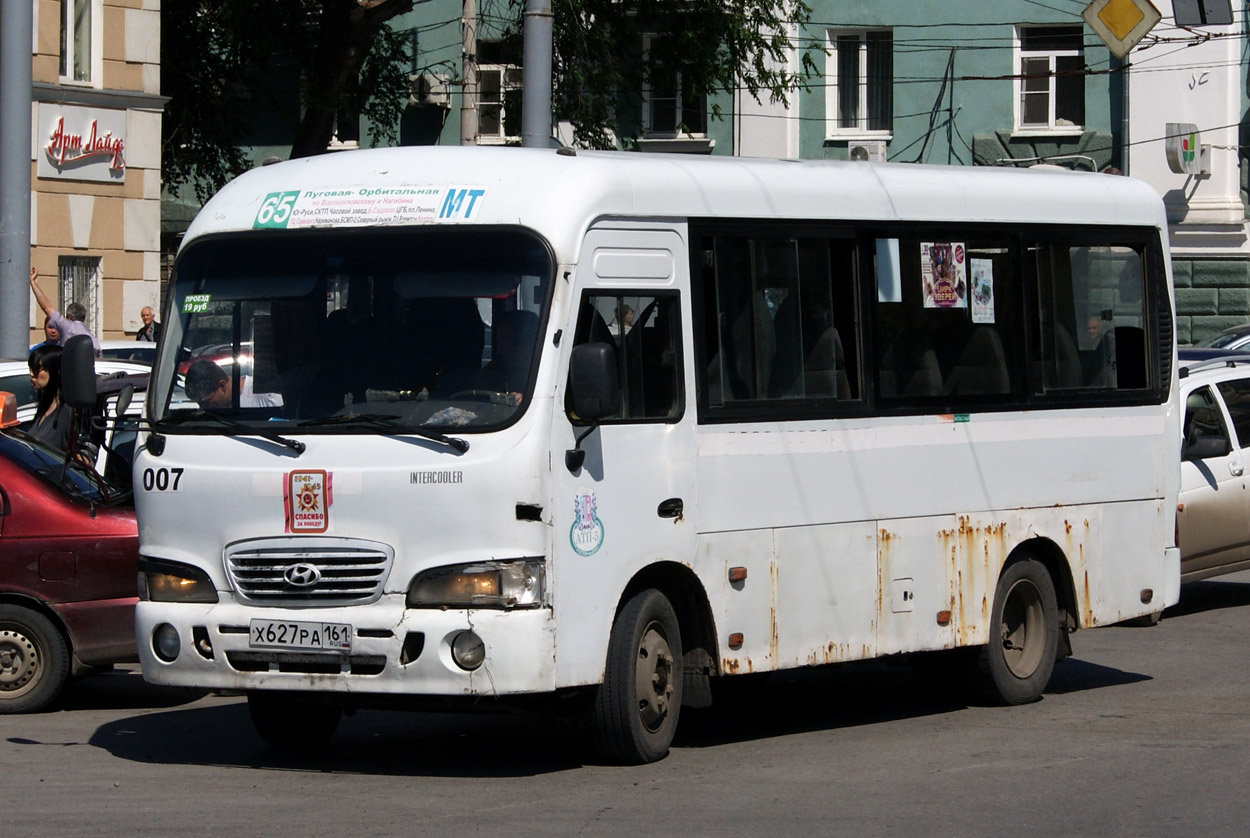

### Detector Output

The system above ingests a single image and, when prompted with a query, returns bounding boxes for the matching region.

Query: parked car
[0,390,139,712]
[1178,351,1250,582]
[0,358,152,425]
[1191,323,1250,353]
[99,340,156,365]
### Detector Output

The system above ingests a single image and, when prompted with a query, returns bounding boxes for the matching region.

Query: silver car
[1178,351,1250,581]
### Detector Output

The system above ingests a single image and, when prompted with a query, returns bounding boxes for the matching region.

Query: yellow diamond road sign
[1082,0,1162,59]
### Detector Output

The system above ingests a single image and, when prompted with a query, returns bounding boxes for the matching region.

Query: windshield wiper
[177,410,306,454]
[298,412,469,453]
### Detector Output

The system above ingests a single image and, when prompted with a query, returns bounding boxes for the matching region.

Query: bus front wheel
[591,588,684,764]
[247,691,342,749]
[973,557,1059,705]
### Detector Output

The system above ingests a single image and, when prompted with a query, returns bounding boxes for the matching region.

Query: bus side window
[1033,242,1148,392]
[567,293,683,422]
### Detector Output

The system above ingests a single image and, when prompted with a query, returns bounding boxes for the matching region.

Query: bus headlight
[406,559,546,609]
[138,557,220,603]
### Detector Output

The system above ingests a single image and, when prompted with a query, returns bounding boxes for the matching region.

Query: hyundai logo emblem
[284,562,322,587]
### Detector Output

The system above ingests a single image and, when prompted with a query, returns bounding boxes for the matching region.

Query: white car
[1178,349,1250,582]
[98,340,157,365]
[0,358,151,425]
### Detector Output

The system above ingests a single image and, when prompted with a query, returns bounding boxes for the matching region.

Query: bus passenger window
[1032,243,1148,391]
[567,293,682,422]
[873,236,1016,402]
[700,233,861,409]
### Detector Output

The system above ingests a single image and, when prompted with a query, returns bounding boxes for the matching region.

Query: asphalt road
[6,571,1250,837]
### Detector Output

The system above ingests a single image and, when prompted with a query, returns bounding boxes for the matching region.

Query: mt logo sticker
[285,470,332,533]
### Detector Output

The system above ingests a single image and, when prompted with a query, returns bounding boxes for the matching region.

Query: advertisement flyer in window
[970,258,994,324]
[921,242,967,309]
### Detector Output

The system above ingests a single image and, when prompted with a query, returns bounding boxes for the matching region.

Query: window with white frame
[642,34,707,138]
[825,29,893,137]
[1016,26,1085,132]
[58,255,102,337]
[479,39,523,144]
[59,0,101,85]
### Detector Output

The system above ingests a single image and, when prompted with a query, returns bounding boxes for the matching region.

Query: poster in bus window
[921,242,967,309]
[970,258,994,324]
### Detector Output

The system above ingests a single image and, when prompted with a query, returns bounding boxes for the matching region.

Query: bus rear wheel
[973,557,1059,705]
[247,691,342,749]
[591,589,684,764]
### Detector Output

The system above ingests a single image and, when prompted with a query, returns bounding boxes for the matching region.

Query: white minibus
[136,147,1179,763]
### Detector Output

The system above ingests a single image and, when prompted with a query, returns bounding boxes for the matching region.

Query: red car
[0,392,138,713]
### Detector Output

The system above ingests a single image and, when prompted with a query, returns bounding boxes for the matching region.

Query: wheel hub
[1000,579,1045,679]
[635,624,674,731]
[0,630,39,692]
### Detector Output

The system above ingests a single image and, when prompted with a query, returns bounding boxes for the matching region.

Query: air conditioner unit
[409,72,450,108]
[848,140,887,162]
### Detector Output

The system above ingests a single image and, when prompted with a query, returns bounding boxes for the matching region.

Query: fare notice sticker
[285,470,332,533]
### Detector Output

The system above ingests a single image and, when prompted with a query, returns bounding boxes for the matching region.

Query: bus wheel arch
[1016,536,1080,649]
[618,562,718,709]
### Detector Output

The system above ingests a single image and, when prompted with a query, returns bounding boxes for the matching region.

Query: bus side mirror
[62,334,97,411]
[566,342,620,472]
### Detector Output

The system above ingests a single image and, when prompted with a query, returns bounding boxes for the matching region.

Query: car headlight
[406,559,546,609]
[138,556,219,603]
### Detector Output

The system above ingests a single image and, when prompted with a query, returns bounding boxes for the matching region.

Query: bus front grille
[225,537,394,605]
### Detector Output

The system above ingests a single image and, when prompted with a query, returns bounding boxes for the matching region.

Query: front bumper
[136,599,556,696]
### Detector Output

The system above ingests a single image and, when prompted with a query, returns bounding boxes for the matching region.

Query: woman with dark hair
[27,344,73,452]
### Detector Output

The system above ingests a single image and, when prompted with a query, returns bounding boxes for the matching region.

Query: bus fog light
[451,631,485,671]
[153,624,181,662]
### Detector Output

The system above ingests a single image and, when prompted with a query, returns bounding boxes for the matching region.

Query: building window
[1016,26,1085,132]
[642,35,707,138]
[59,0,99,84]
[478,39,522,144]
[825,30,893,137]
[59,255,102,337]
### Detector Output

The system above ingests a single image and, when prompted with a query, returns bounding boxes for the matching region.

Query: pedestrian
[28,267,101,357]
[29,316,60,352]
[135,306,161,342]
[26,344,73,452]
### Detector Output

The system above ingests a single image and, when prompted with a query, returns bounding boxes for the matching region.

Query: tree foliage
[528,0,818,149]
[162,0,413,202]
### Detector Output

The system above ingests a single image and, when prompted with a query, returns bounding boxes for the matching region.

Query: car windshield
[149,227,553,432]
[0,430,125,505]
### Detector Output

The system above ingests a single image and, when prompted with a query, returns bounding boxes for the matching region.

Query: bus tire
[0,605,70,714]
[973,557,1059,705]
[247,691,342,749]
[591,589,684,764]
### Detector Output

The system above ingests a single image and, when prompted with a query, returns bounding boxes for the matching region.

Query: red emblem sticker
[285,470,331,533]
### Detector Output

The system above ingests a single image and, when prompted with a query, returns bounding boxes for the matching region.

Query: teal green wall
[797,2,1117,168]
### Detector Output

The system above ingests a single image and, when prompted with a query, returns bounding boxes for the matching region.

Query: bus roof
[185,146,1169,257]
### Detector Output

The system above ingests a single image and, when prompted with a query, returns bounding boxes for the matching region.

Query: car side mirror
[61,334,97,411]
[565,342,620,471]
[1184,435,1232,461]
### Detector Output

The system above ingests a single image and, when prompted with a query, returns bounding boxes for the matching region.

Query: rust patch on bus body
[941,517,1008,645]
[769,561,780,668]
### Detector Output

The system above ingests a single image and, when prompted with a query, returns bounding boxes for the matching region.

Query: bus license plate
[249,619,352,651]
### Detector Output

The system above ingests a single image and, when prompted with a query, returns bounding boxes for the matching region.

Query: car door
[1178,383,1250,578]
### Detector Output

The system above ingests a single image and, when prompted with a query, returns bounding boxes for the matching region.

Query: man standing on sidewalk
[135,305,161,342]
[28,266,101,356]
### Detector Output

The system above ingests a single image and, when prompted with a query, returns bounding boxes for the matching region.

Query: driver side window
[1183,386,1231,461]
[568,293,683,422]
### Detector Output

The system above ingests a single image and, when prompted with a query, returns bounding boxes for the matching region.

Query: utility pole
[0,0,34,357]
[521,0,553,148]
[460,0,478,146]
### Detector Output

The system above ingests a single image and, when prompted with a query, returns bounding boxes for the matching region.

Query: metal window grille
[58,255,101,336]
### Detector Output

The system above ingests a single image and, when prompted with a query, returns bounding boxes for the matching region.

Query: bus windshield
[150,227,553,432]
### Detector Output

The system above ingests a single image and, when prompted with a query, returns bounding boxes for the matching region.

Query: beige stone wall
[29,0,162,345]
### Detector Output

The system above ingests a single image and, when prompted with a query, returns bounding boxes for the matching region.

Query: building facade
[29,0,163,345]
